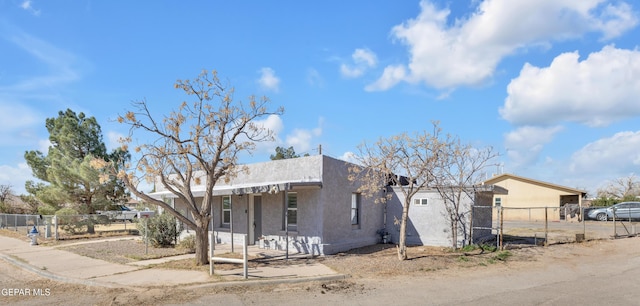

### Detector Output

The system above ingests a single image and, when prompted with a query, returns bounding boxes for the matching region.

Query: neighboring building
[151,155,507,254]
[386,185,507,247]
[483,173,587,221]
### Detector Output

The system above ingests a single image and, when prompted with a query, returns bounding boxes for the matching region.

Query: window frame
[494,197,502,207]
[413,198,428,206]
[351,193,361,227]
[222,195,231,226]
[284,192,297,231]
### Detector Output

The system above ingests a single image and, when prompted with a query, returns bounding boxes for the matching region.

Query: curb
[184,274,351,290]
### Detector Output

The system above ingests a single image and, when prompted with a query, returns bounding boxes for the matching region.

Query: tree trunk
[397,202,410,260]
[193,216,210,265]
[450,219,457,249]
[87,222,95,234]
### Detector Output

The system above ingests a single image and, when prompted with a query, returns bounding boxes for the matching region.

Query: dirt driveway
[2,236,640,305]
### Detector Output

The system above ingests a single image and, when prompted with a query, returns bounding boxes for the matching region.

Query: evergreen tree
[24,109,129,232]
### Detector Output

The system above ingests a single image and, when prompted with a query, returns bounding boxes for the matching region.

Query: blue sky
[1,0,639,197]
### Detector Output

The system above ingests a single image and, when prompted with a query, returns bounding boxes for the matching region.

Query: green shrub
[459,243,497,253]
[55,208,83,234]
[137,213,180,247]
[178,234,196,253]
[0,201,9,213]
[493,250,512,261]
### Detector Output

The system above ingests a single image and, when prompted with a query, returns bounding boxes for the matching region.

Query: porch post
[230,196,234,253]
[284,189,289,260]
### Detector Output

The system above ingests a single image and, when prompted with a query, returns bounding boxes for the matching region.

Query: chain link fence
[471,206,638,250]
[0,213,139,241]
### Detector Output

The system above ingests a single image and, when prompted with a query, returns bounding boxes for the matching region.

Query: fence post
[544,207,548,246]
[243,234,248,279]
[582,207,586,238]
[612,207,616,237]
[499,206,504,251]
[53,215,58,240]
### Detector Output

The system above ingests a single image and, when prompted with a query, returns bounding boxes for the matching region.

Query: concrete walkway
[0,235,344,288]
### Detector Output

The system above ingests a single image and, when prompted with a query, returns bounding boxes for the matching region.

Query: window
[285,193,297,230]
[413,198,428,206]
[351,193,360,226]
[494,197,502,207]
[222,196,231,225]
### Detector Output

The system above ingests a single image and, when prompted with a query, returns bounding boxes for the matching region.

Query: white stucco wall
[387,188,474,248]
[168,155,384,255]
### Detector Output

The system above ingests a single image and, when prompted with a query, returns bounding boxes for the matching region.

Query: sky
[1,0,639,197]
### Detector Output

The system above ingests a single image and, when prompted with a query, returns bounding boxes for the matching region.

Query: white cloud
[306,68,324,87]
[1,31,83,92]
[250,115,324,156]
[501,45,640,127]
[257,67,280,92]
[251,114,285,154]
[339,151,357,164]
[368,0,638,90]
[38,139,51,153]
[0,163,34,195]
[0,103,39,131]
[504,125,563,168]
[0,103,42,146]
[365,65,406,91]
[340,48,378,78]
[595,2,638,40]
[20,0,41,16]
[285,118,323,153]
[106,131,126,151]
[569,131,640,175]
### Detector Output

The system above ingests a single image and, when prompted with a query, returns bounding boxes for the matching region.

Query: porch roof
[148,180,322,199]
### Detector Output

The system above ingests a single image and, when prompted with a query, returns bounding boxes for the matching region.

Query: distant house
[482,173,587,221]
[151,155,507,254]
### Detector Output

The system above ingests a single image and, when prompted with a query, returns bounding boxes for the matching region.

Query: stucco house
[151,155,384,255]
[482,173,587,221]
[151,155,507,254]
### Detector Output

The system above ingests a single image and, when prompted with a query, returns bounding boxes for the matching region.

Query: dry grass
[1,228,527,279]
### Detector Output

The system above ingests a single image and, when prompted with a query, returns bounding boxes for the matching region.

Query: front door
[253,195,262,243]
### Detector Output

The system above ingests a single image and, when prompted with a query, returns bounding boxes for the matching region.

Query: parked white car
[587,202,640,221]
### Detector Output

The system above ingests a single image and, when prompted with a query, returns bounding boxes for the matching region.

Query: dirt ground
[2,231,640,305]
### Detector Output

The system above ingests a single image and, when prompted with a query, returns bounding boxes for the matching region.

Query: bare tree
[0,184,12,204]
[94,70,283,265]
[0,184,14,213]
[597,174,640,201]
[348,122,450,260]
[434,139,498,249]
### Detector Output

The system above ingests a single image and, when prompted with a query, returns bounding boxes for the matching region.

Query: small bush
[493,250,512,261]
[137,213,180,247]
[480,244,497,252]
[55,208,84,234]
[459,243,497,253]
[178,234,196,253]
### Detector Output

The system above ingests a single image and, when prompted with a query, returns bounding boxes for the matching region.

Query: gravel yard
[2,227,632,305]
[0,228,560,279]
[46,233,533,278]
